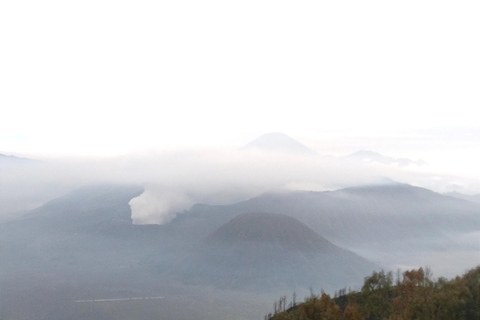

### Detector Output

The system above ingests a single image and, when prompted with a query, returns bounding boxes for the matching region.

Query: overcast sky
[1,1,479,161]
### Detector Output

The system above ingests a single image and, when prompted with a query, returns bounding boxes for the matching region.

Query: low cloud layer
[1,145,479,224]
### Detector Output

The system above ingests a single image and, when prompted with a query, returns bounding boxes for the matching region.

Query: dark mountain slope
[1,184,144,245]
[21,184,142,226]
[172,212,378,291]
[0,184,197,280]
[204,212,339,252]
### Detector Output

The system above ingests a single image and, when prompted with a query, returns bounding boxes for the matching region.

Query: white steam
[128,188,191,225]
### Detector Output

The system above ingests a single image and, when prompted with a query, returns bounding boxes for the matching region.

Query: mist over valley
[1,133,479,320]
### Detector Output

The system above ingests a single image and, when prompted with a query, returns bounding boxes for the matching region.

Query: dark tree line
[267,265,480,320]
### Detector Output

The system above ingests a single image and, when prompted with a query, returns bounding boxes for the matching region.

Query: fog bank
[2,146,478,224]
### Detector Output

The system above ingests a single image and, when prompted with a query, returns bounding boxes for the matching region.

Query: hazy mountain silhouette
[181,183,480,258]
[244,132,317,155]
[2,182,479,320]
[0,153,33,163]
[445,191,480,204]
[172,212,377,291]
[0,184,145,273]
[9,182,476,264]
[347,150,427,167]
[19,184,142,229]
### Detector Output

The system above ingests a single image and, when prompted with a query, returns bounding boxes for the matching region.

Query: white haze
[2,145,479,224]
[1,0,479,223]
[1,1,479,158]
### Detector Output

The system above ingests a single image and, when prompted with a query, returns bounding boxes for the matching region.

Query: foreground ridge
[266,265,480,320]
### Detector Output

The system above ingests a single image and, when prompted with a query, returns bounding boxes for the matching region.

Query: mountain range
[1,134,479,320]
[1,181,479,320]
[346,150,427,167]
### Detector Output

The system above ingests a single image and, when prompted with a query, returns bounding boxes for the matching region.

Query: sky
[1,0,479,210]
[1,0,479,158]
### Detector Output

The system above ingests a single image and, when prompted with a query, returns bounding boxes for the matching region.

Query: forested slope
[267,265,480,320]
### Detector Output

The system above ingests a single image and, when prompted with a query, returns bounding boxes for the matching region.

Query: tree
[318,293,342,320]
[281,295,287,312]
[343,302,363,320]
[361,270,394,319]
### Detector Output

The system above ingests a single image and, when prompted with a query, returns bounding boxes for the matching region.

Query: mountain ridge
[346,150,427,167]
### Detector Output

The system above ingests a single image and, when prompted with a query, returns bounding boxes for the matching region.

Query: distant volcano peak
[174,211,377,291]
[244,132,316,155]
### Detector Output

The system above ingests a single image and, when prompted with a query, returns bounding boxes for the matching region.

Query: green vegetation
[267,265,480,320]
